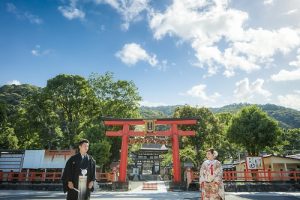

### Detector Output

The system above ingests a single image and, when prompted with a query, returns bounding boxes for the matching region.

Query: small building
[129,144,168,178]
[0,149,75,172]
[235,155,300,181]
[236,155,300,171]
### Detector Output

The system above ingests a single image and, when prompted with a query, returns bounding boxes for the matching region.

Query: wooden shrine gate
[104,118,197,183]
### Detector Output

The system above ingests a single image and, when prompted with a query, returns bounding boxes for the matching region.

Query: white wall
[22,150,45,169]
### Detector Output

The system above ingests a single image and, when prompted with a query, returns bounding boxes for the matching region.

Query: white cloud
[278,91,300,110]
[149,0,300,77]
[185,84,221,102]
[58,0,85,20]
[7,80,21,85]
[271,68,300,81]
[94,0,149,30]
[233,28,300,59]
[289,49,300,67]
[116,43,158,67]
[271,49,300,81]
[6,3,43,24]
[234,78,271,101]
[58,7,85,20]
[149,0,245,42]
[140,100,167,107]
[263,0,274,5]
[31,45,51,56]
[283,9,298,15]
[31,50,39,56]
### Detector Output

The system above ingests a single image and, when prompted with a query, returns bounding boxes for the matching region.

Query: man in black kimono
[62,139,96,200]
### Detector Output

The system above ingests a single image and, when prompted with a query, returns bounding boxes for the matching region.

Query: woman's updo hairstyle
[207,148,218,158]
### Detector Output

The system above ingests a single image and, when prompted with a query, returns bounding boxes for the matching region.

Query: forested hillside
[1,79,300,167]
[141,103,300,128]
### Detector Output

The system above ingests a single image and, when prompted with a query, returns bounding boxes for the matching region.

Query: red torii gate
[104,118,197,183]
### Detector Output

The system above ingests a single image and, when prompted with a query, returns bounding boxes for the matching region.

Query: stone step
[142,182,158,190]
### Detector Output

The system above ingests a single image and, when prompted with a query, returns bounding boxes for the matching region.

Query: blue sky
[1,0,300,110]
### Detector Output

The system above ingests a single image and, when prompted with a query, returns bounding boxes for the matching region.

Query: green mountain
[140,105,180,118]
[140,103,300,129]
[0,84,40,106]
[0,84,41,119]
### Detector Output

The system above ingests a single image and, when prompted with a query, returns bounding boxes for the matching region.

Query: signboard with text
[246,156,264,170]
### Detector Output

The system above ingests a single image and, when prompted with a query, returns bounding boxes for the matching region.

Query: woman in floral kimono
[199,148,225,200]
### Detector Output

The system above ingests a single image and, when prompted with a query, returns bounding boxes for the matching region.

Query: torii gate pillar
[171,124,181,182]
[119,124,129,182]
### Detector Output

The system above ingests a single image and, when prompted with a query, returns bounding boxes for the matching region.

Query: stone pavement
[1,181,300,200]
[1,190,300,200]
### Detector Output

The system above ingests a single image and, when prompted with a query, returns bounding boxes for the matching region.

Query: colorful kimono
[199,159,225,200]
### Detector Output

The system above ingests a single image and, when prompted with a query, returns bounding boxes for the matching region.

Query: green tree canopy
[215,112,244,162]
[0,127,19,149]
[0,84,40,124]
[173,105,223,166]
[0,84,40,106]
[44,74,100,148]
[281,128,300,155]
[161,145,196,168]
[88,72,141,118]
[0,101,7,127]
[227,105,281,156]
[88,72,142,164]
[0,84,41,149]
[0,101,18,149]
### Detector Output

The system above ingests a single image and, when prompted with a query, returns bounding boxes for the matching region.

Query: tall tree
[88,72,142,163]
[173,105,223,166]
[44,74,100,148]
[215,112,246,163]
[18,90,63,149]
[88,72,141,118]
[227,105,281,156]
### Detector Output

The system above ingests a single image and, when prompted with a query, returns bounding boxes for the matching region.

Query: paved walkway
[1,190,300,200]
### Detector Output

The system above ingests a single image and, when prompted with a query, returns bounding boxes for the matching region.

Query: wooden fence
[0,171,116,183]
[1,170,299,183]
[189,170,300,182]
